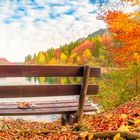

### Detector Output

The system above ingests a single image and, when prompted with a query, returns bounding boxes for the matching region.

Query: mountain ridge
[87,28,107,38]
[0,57,22,64]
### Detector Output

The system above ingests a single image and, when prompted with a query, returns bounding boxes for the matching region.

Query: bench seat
[0,100,96,116]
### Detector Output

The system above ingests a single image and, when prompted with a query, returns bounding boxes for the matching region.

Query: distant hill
[24,28,114,66]
[0,57,22,64]
[87,28,107,38]
[76,28,107,42]
[0,58,11,64]
[76,37,85,43]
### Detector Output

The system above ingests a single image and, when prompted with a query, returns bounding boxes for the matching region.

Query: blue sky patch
[4,18,14,24]
[49,3,65,7]
[32,5,45,11]
[49,13,61,19]
[15,7,28,16]
[89,0,97,4]
[11,15,21,20]
[89,0,109,5]
[64,9,75,15]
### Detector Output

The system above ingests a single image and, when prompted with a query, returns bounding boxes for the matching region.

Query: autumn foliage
[123,0,140,5]
[102,2,140,66]
[0,96,139,139]
[25,39,99,65]
[72,40,95,55]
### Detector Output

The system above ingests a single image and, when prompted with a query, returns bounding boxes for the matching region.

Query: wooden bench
[0,65,100,124]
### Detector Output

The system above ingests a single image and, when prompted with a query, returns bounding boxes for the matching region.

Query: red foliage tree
[72,40,95,55]
[103,10,140,66]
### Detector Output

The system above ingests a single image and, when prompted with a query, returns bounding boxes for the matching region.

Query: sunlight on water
[0,77,37,85]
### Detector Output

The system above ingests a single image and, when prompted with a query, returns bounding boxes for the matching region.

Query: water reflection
[0,77,81,85]
[26,77,81,85]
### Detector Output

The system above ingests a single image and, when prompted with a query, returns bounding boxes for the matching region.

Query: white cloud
[0,0,106,62]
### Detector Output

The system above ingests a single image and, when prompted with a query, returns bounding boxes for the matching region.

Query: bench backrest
[0,65,100,122]
[0,65,100,98]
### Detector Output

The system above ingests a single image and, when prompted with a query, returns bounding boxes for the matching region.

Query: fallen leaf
[79,131,88,138]
[134,119,140,124]
[117,125,129,132]
[121,114,127,119]
[61,126,68,131]
[0,124,9,131]
[113,133,120,140]
[113,133,125,140]
[88,133,94,140]
[106,113,113,119]
[17,102,32,109]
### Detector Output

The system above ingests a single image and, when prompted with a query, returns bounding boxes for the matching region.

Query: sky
[0,0,107,62]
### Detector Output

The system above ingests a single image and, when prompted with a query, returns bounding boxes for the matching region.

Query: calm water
[0,77,82,122]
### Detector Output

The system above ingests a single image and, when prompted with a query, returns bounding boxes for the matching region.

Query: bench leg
[61,113,77,125]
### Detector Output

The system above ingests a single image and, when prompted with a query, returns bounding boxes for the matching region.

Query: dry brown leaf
[17,102,32,109]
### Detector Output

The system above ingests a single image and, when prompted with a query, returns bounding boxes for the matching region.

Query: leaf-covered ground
[0,96,139,140]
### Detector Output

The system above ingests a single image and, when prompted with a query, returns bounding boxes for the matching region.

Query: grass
[94,66,140,111]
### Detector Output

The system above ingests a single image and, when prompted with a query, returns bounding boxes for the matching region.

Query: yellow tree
[82,49,92,63]
[76,56,82,64]
[60,53,67,63]
[48,58,58,64]
[37,52,45,64]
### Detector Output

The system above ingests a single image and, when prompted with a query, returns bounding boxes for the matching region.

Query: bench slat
[0,85,99,98]
[0,99,80,105]
[0,106,96,115]
[0,65,100,77]
[0,101,92,109]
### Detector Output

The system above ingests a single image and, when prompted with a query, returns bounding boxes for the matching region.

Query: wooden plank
[90,67,100,77]
[0,84,99,98]
[77,65,90,122]
[0,100,79,105]
[0,102,92,109]
[0,100,80,105]
[0,106,96,116]
[0,65,100,77]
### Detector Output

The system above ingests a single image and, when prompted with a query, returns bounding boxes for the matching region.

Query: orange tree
[101,0,140,66]
[94,0,140,109]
